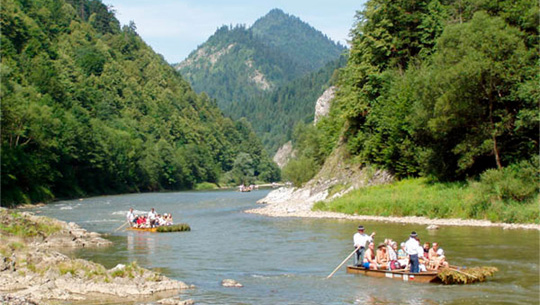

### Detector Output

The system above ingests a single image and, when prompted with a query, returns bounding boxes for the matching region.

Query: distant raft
[127,223,191,233]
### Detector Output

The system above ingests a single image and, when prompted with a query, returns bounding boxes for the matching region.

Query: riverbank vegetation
[288,0,538,224]
[1,0,280,207]
[314,161,539,223]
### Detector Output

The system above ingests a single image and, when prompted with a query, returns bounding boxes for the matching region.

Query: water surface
[30,190,539,304]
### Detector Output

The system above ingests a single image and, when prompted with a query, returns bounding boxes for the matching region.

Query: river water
[29,190,539,305]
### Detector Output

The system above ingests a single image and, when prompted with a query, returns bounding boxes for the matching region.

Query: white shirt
[148,210,157,220]
[432,248,445,257]
[405,237,420,255]
[353,232,373,248]
[126,210,135,222]
[388,246,397,260]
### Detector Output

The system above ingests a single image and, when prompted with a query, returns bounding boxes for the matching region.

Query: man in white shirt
[353,225,376,266]
[405,231,420,273]
[126,208,135,227]
[148,208,157,228]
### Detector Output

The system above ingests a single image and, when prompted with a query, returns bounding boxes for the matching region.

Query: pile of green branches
[438,266,498,284]
[156,223,191,233]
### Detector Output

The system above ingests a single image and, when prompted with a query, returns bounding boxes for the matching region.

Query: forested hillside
[0,0,280,206]
[283,0,540,223]
[175,9,346,154]
[226,55,347,154]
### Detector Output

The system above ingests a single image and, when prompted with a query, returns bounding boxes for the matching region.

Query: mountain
[176,10,345,107]
[175,9,346,153]
[1,0,280,206]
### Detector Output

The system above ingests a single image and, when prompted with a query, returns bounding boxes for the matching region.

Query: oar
[114,221,129,232]
[327,247,360,279]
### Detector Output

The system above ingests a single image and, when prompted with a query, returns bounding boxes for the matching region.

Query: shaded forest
[1,0,280,206]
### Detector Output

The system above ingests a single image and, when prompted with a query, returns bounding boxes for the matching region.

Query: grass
[313,178,539,224]
[195,182,220,190]
[0,210,62,238]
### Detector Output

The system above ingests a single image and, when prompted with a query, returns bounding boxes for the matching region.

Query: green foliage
[176,9,346,154]
[156,223,191,233]
[282,156,319,187]
[281,120,338,186]
[314,160,539,223]
[0,0,279,206]
[301,0,538,185]
[0,210,62,237]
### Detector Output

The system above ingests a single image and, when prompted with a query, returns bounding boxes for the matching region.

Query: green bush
[474,159,539,202]
[281,156,320,187]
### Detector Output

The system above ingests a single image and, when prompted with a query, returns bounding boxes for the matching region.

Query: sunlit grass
[313,178,539,223]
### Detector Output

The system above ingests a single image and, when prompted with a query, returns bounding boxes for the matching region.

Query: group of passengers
[353,225,448,273]
[126,207,174,228]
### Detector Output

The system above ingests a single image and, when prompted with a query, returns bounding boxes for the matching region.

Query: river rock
[221,279,243,288]
[157,297,195,305]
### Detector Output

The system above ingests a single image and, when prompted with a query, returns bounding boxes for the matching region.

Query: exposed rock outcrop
[314,86,336,124]
[0,211,192,304]
[251,146,393,216]
[273,141,296,169]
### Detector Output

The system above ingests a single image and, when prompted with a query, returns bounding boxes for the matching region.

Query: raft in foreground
[346,265,497,284]
[127,223,191,233]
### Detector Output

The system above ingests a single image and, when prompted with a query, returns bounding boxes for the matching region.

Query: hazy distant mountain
[174,9,346,110]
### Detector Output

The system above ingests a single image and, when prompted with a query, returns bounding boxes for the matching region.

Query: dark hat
[358,225,365,231]
[410,231,418,238]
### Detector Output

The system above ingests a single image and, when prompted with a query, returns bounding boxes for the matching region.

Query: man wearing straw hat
[353,225,376,266]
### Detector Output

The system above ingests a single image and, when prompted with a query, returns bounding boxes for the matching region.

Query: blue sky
[104,0,366,63]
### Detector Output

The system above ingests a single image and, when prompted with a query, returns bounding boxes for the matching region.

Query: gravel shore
[246,187,540,230]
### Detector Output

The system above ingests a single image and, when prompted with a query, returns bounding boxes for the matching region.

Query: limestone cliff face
[273,141,296,169]
[273,86,336,169]
[314,86,336,124]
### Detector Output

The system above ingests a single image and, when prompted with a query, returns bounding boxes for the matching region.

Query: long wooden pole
[114,221,129,232]
[448,267,478,279]
[327,247,359,279]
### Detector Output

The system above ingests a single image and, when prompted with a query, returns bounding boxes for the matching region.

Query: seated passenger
[165,213,173,225]
[157,214,166,226]
[417,240,428,272]
[429,242,449,270]
[397,242,409,268]
[423,242,431,260]
[362,242,378,270]
[376,243,390,270]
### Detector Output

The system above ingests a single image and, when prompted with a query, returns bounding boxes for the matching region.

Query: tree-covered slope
[250,9,345,75]
[0,0,280,206]
[285,0,538,184]
[226,55,347,154]
[174,9,345,109]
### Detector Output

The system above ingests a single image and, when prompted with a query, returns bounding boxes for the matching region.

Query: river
[29,190,539,305]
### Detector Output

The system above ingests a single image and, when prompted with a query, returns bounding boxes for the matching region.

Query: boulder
[221,279,243,288]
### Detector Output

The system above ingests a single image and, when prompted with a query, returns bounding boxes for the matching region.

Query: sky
[104,0,366,64]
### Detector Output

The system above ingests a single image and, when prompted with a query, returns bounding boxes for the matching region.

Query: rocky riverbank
[246,186,540,230]
[0,210,194,304]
